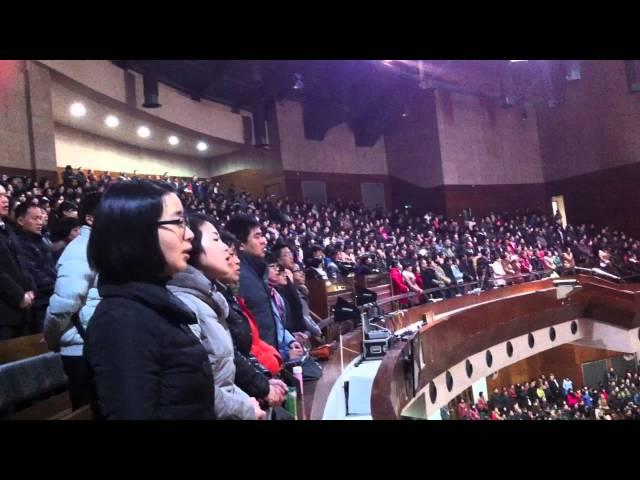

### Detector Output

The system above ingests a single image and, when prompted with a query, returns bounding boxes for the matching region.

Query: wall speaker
[142,73,161,108]
[624,60,640,93]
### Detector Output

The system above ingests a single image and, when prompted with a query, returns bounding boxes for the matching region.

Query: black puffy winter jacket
[84,281,216,420]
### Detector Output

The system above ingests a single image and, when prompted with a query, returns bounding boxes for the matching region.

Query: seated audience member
[490,255,507,287]
[44,192,102,410]
[13,202,57,334]
[0,184,35,340]
[265,251,305,362]
[389,260,409,296]
[272,242,308,336]
[168,214,266,420]
[598,247,612,270]
[290,262,323,339]
[402,263,423,295]
[84,181,215,420]
[322,245,341,279]
[306,254,329,280]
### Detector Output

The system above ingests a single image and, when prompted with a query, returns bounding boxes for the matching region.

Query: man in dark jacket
[0,185,35,339]
[14,202,57,334]
[225,214,280,348]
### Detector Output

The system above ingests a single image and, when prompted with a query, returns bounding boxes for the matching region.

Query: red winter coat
[237,296,284,376]
[390,267,409,295]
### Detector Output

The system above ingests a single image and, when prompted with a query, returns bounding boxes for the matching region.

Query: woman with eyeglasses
[84,181,215,420]
[168,213,268,420]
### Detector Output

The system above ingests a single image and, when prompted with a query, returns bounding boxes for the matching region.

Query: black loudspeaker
[242,115,253,145]
[355,287,377,306]
[252,104,270,149]
[333,297,360,323]
[624,61,640,93]
[142,73,161,108]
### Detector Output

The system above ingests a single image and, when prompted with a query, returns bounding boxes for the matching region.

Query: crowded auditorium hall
[1,60,640,420]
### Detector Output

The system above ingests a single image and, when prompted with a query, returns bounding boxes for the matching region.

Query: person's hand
[20,291,35,309]
[250,397,267,420]
[269,378,288,396]
[293,332,308,345]
[284,268,293,283]
[265,385,285,406]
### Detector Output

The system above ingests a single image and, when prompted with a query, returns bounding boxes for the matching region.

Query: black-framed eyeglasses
[157,216,190,238]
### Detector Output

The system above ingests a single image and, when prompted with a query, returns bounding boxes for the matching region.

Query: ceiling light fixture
[70,102,87,117]
[105,115,120,128]
[137,126,151,138]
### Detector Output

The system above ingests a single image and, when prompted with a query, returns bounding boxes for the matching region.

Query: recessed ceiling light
[137,126,151,138]
[105,115,120,128]
[70,102,87,117]
[168,135,180,146]
[196,141,208,152]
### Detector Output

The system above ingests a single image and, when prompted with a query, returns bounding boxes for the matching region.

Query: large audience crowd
[1,165,640,420]
[450,368,640,420]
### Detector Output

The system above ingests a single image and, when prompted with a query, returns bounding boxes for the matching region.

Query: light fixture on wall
[137,126,151,138]
[196,141,208,152]
[70,102,87,117]
[168,135,180,146]
[105,115,120,128]
[293,73,304,90]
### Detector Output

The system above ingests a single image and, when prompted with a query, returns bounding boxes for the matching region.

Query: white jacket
[43,226,100,356]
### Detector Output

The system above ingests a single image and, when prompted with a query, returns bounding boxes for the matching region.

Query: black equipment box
[363,336,391,360]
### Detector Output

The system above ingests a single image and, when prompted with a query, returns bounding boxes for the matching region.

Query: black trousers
[61,355,92,411]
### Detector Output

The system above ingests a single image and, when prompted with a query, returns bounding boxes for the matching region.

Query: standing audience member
[0,185,35,340]
[13,202,57,334]
[43,192,102,410]
[168,214,266,420]
[84,181,215,420]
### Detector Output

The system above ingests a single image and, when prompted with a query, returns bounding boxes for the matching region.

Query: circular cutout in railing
[528,333,535,348]
[465,359,473,378]
[429,381,437,404]
[549,327,557,342]
[485,350,493,368]
[506,341,514,358]
[571,321,578,335]
[445,371,454,392]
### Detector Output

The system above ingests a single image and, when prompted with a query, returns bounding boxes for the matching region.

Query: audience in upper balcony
[447,368,640,421]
